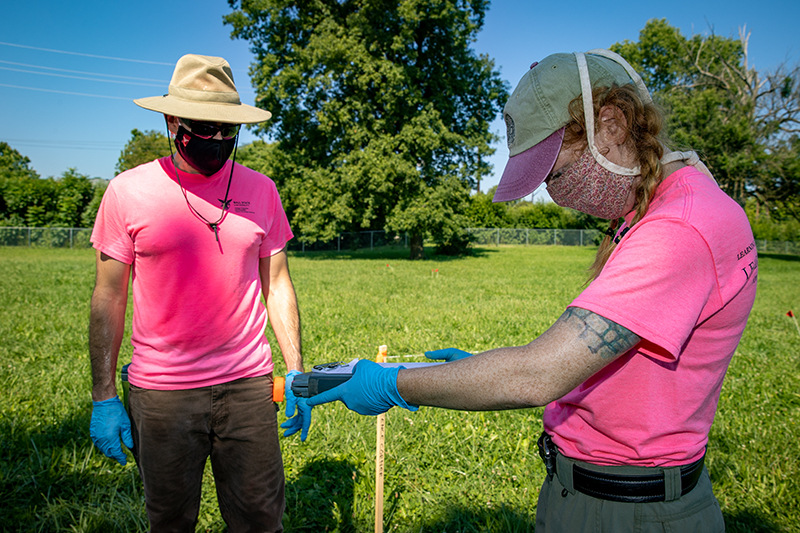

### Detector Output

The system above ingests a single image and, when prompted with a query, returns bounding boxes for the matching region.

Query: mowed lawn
[0,245,797,532]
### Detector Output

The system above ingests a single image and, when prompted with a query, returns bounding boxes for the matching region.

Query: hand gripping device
[289,359,439,398]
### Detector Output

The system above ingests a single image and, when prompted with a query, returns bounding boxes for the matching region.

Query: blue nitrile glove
[90,395,134,465]
[281,370,312,441]
[306,359,419,416]
[424,348,473,362]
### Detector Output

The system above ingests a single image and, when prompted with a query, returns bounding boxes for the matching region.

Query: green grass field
[0,245,798,532]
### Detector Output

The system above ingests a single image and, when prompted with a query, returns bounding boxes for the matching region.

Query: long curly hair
[561,84,668,281]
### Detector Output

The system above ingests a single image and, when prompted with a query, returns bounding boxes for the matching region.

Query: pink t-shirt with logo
[91,157,293,390]
[544,166,757,467]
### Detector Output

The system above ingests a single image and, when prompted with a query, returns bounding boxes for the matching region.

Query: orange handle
[273,376,285,403]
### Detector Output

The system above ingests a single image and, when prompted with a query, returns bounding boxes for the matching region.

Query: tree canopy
[4,17,799,242]
[1,142,105,228]
[225,0,509,257]
[611,19,800,219]
[116,129,170,175]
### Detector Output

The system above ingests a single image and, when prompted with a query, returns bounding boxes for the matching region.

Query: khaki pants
[129,374,285,533]
[535,451,725,533]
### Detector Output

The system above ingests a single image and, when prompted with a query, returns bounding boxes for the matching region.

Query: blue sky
[1,0,798,201]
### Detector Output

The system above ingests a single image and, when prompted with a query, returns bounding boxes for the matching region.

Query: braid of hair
[562,84,668,282]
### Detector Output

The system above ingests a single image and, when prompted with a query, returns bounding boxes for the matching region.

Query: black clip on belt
[537,433,704,503]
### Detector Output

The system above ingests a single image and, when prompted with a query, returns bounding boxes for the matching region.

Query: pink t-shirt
[544,166,757,467]
[91,157,294,390]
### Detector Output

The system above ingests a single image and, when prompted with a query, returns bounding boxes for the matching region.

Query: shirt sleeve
[259,179,294,258]
[571,218,718,361]
[90,182,135,264]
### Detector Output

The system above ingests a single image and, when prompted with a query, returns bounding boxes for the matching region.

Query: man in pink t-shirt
[89,54,309,532]
[307,50,755,532]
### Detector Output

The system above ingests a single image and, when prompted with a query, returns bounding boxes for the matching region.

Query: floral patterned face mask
[546,148,639,220]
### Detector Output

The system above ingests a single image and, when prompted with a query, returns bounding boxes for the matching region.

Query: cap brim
[134,96,272,124]
[493,128,563,203]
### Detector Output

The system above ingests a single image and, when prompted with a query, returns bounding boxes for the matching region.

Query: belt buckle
[537,433,557,479]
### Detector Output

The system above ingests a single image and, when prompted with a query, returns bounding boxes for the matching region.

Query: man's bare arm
[259,249,303,373]
[397,307,641,410]
[89,251,130,402]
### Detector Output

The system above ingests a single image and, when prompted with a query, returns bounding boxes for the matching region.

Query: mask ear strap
[579,50,718,185]
[575,52,640,176]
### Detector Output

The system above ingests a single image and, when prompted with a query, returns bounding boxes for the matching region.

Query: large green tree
[612,19,800,217]
[0,143,40,224]
[116,129,170,175]
[0,142,39,181]
[225,0,509,258]
[0,168,94,228]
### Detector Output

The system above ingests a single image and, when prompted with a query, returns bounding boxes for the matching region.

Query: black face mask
[174,125,237,175]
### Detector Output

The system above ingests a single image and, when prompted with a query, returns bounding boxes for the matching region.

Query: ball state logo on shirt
[224,198,255,215]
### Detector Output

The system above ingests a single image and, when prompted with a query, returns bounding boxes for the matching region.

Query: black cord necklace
[166,120,238,242]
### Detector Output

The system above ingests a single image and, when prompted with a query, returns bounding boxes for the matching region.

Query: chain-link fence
[0,227,94,248]
[1,227,798,255]
[286,230,409,252]
[466,228,605,247]
[756,239,800,255]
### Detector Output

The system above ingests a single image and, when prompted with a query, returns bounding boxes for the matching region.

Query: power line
[5,138,122,147]
[0,41,173,66]
[5,140,122,152]
[0,66,164,87]
[0,60,165,82]
[0,41,252,78]
[0,83,131,100]
[0,42,257,102]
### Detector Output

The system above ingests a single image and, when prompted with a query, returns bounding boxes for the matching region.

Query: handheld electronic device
[291,359,440,398]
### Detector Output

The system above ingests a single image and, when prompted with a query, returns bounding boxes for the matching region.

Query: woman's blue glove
[306,360,419,416]
[281,370,312,441]
[424,348,473,362]
[90,395,134,465]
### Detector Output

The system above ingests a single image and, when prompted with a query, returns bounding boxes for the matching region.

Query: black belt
[537,432,705,503]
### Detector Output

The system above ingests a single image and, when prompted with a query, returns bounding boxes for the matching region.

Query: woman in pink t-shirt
[308,49,756,532]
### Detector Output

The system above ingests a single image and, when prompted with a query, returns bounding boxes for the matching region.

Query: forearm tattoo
[562,307,640,359]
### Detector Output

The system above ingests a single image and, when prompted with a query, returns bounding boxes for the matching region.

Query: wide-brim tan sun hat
[134,54,271,125]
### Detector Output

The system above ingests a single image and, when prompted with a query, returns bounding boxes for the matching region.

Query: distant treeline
[2,141,797,242]
[0,142,105,229]
[4,15,800,257]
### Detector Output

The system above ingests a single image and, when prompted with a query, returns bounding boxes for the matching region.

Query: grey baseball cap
[493,51,642,203]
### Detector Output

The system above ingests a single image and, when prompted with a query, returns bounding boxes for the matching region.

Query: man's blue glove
[424,348,473,362]
[306,360,419,416]
[281,370,312,441]
[90,395,134,465]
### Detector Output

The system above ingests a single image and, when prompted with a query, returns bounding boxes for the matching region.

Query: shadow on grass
[404,503,535,533]
[0,409,146,532]
[404,503,783,533]
[723,510,783,533]
[283,458,358,532]
[289,246,496,262]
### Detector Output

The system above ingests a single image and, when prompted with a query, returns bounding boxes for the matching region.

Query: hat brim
[134,95,272,124]
[493,128,564,203]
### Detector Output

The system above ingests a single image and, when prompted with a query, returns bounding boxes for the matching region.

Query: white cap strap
[586,49,653,105]
[575,49,717,184]
[662,149,717,182]
[662,150,696,165]
[575,52,641,176]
